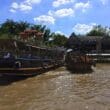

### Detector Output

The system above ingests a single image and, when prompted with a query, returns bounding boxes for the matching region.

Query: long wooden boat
[0,57,55,76]
[0,39,65,76]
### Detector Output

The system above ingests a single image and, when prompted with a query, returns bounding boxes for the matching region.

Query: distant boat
[65,50,95,72]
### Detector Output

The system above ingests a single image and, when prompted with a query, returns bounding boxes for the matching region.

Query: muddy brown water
[0,64,110,110]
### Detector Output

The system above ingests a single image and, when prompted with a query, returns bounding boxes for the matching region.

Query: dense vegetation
[69,25,110,38]
[86,25,110,36]
[0,19,110,48]
[0,19,67,47]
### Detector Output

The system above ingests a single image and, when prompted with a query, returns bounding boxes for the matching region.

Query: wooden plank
[0,64,55,75]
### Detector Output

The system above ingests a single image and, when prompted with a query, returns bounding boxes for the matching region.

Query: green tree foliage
[0,19,68,47]
[31,25,46,33]
[0,19,17,38]
[0,19,30,39]
[16,21,30,34]
[49,33,68,47]
[69,32,78,37]
[43,28,51,43]
[87,25,110,36]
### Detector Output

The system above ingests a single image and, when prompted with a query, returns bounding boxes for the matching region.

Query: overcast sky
[0,0,110,36]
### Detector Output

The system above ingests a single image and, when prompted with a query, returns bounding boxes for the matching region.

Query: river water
[0,64,110,110]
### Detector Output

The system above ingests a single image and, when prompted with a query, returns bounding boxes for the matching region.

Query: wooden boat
[65,50,95,72]
[0,39,65,76]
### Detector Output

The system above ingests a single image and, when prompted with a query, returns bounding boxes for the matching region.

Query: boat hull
[0,65,56,76]
[65,51,95,72]
[66,63,92,72]
[0,58,64,76]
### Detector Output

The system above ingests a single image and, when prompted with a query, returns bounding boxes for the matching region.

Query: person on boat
[3,52,15,60]
[3,52,11,59]
[28,53,32,58]
[3,52,15,68]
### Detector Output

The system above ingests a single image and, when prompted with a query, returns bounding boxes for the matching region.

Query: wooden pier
[87,53,110,63]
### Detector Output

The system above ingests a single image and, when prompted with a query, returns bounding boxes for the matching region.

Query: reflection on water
[0,64,110,110]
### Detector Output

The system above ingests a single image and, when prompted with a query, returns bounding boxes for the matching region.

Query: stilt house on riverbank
[19,30,44,46]
[66,35,110,53]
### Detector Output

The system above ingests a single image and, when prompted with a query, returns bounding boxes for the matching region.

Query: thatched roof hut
[66,35,110,53]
